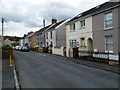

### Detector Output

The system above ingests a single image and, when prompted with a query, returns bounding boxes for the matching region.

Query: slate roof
[46,19,66,31]
[67,2,120,24]
[35,24,52,35]
[35,19,66,34]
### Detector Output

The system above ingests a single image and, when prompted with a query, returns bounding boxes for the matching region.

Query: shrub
[2,45,11,50]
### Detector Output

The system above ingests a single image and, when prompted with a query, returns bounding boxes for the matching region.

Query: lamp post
[2,18,4,45]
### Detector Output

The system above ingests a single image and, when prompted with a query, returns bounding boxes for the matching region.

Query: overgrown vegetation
[2,45,11,50]
[2,45,11,59]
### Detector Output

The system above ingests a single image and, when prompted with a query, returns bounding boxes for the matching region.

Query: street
[14,50,119,88]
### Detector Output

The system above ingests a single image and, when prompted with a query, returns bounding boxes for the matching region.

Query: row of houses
[20,1,120,61]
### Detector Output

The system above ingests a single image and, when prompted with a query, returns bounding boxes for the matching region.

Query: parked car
[18,46,23,51]
[12,46,16,50]
[22,46,29,52]
[15,46,20,50]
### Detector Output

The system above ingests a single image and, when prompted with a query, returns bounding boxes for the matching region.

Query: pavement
[2,59,15,89]
[14,50,119,88]
[49,53,120,74]
[0,53,2,90]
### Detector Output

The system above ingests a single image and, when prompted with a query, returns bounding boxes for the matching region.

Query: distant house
[3,39,12,46]
[92,2,120,61]
[35,22,52,48]
[23,31,33,47]
[28,32,38,49]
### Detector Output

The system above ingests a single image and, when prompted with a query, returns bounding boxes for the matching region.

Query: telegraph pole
[2,18,4,37]
[2,18,4,45]
[43,19,45,47]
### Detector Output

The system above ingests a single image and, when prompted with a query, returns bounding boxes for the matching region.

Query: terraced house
[65,5,95,57]
[66,1,120,61]
[45,19,69,55]
[92,2,120,61]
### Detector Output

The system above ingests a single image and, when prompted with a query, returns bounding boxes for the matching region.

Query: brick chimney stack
[52,18,57,24]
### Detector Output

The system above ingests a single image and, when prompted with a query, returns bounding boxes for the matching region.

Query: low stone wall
[52,46,65,56]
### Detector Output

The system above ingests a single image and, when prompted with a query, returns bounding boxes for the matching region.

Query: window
[70,23,75,30]
[105,36,113,51]
[80,20,85,27]
[69,39,78,48]
[50,42,53,47]
[46,42,48,46]
[46,32,48,39]
[50,31,52,38]
[105,12,112,29]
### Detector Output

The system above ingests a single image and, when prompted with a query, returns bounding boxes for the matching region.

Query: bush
[2,45,11,50]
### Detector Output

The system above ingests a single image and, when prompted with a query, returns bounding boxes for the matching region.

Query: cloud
[0,21,39,37]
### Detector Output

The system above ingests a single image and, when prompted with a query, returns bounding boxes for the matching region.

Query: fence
[69,47,118,64]
[78,51,113,63]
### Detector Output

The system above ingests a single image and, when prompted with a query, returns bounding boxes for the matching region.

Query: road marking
[13,63,20,90]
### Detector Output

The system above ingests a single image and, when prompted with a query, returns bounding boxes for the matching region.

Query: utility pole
[2,18,4,45]
[43,19,45,47]
[2,18,4,37]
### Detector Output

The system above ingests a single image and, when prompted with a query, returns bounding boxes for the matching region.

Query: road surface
[14,50,119,88]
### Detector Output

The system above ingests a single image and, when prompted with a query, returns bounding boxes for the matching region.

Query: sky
[0,0,110,37]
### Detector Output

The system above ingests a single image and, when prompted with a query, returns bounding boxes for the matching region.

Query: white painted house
[45,19,69,56]
[65,9,95,57]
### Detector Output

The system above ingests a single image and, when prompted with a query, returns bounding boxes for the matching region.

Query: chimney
[51,18,57,24]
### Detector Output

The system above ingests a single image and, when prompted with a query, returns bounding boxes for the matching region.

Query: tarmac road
[14,50,119,88]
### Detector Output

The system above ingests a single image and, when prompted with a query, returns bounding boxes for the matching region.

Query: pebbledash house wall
[118,7,120,53]
[56,22,66,47]
[93,7,119,61]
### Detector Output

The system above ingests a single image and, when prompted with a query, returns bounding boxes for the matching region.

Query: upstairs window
[50,31,52,39]
[105,12,112,29]
[46,32,48,39]
[80,20,85,27]
[70,23,75,30]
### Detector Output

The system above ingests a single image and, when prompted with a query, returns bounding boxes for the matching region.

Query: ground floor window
[105,35,113,51]
[69,39,77,48]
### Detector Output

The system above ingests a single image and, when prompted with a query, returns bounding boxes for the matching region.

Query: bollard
[9,48,13,66]
[9,55,13,66]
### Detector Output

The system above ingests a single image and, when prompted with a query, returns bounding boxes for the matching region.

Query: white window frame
[105,35,113,53]
[104,12,113,30]
[70,23,75,31]
[80,20,85,28]
[69,39,78,48]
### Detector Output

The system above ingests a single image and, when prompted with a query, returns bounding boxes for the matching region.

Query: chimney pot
[52,18,57,24]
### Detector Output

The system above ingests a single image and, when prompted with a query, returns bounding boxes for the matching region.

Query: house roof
[46,19,66,32]
[35,19,66,34]
[67,2,120,24]
[35,25,52,35]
